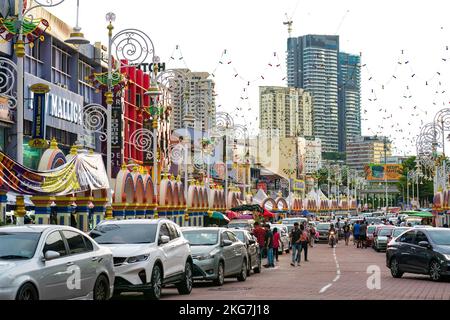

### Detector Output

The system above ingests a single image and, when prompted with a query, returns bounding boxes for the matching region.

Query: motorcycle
[329,231,336,248]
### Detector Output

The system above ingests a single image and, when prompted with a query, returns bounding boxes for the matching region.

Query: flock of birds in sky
[164,25,450,157]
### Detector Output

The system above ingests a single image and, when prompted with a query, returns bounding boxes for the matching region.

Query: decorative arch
[143,175,154,204]
[171,181,179,207]
[275,197,288,211]
[38,148,67,171]
[202,188,209,209]
[177,182,185,206]
[160,179,174,206]
[114,168,134,204]
[262,198,276,211]
[131,172,145,204]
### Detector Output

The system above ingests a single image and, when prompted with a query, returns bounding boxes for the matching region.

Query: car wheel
[177,261,193,295]
[93,275,110,300]
[16,283,38,301]
[237,259,247,282]
[145,265,163,300]
[246,257,252,277]
[254,256,261,274]
[390,258,403,278]
[213,262,225,286]
[429,260,443,282]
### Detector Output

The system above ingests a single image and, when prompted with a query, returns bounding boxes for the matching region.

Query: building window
[25,42,43,77]
[52,43,71,88]
[78,60,95,103]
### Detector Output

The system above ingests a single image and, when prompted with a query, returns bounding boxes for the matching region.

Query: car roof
[181,227,227,232]
[0,225,71,233]
[98,219,167,225]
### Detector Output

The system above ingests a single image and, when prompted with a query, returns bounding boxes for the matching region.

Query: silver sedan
[0,225,114,300]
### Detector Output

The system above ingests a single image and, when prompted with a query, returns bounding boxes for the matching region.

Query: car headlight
[194,249,219,261]
[444,254,450,261]
[126,254,150,264]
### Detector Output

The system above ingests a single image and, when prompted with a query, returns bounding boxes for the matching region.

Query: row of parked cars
[361,223,450,282]
[0,219,264,300]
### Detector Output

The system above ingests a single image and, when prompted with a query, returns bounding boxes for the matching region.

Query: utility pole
[384,137,389,212]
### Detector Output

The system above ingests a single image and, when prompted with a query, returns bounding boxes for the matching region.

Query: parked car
[181,227,248,286]
[391,227,411,239]
[0,225,114,300]
[366,224,380,247]
[316,223,332,242]
[90,219,193,300]
[227,219,255,232]
[281,217,307,226]
[269,224,290,254]
[386,228,450,281]
[373,226,395,252]
[229,229,261,275]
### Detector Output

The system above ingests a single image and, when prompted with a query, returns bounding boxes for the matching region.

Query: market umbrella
[302,210,313,217]
[405,212,434,218]
[210,211,230,222]
[230,204,264,213]
[239,214,254,219]
[263,208,275,218]
[226,210,239,220]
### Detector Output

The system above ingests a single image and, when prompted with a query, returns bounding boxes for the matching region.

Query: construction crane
[283,13,293,38]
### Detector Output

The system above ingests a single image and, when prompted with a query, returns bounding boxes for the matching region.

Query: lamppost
[0,0,71,164]
[283,168,296,215]
[214,112,234,208]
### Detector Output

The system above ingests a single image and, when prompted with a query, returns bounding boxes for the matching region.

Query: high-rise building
[287,35,339,152]
[346,136,392,171]
[338,52,361,152]
[171,69,215,132]
[259,86,313,138]
[298,137,323,174]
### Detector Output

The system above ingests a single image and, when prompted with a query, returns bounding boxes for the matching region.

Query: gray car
[0,225,114,300]
[181,227,248,286]
[230,229,261,275]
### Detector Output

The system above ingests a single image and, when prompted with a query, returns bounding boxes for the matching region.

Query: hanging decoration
[0,16,49,47]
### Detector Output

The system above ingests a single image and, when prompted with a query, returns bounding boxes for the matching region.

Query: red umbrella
[226,210,239,220]
[263,208,275,218]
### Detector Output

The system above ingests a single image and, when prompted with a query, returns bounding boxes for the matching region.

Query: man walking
[264,224,274,268]
[343,222,351,246]
[300,224,309,262]
[253,222,267,260]
[359,220,367,249]
[353,221,360,247]
[289,222,302,266]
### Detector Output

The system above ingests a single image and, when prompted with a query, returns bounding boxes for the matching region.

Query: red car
[366,224,379,247]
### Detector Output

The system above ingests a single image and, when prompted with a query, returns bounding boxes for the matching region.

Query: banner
[111,90,123,178]
[0,151,109,196]
[364,164,403,181]
[293,179,305,191]
[29,83,49,148]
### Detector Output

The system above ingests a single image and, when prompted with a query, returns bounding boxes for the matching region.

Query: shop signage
[132,62,166,73]
[28,87,82,125]
[29,83,50,149]
[0,96,13,122]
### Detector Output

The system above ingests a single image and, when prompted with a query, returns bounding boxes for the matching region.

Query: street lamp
[64,0,89,45]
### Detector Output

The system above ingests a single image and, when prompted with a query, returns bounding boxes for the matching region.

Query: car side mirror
[418,241,431,249]
[44,251,60,261]
[222,240,233,247]
[159,235,170,245]
[248,239,256,245]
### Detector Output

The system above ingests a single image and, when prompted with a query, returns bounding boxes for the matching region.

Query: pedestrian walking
[353,221,360,247]
[343,222,351,246]
[359,220,367,249]
[289,222,302,267]
[273,227,280,262]
[300,224,309,262]
[253,222,267,260]
[264,224,274,268]
[309,224,316,247]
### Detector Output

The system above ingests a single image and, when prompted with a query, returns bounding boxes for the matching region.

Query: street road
[117,241,450,300]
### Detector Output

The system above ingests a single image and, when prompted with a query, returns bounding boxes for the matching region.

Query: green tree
[397,156,434,206]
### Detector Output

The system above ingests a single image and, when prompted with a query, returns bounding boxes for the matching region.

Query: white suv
[90,219,193,300]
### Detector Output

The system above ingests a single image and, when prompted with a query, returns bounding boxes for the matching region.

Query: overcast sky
[47,0,450,156]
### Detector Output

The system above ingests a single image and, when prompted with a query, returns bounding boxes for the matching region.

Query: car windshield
[90,224,157,244]
[233,232,245,242]
[317,224,330,230]
[426,230,450,245]
[393,228,409,237]
[228,223,249,229]
[379,229,393,236]
[182,230,219,246]
[0,232,41,259]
